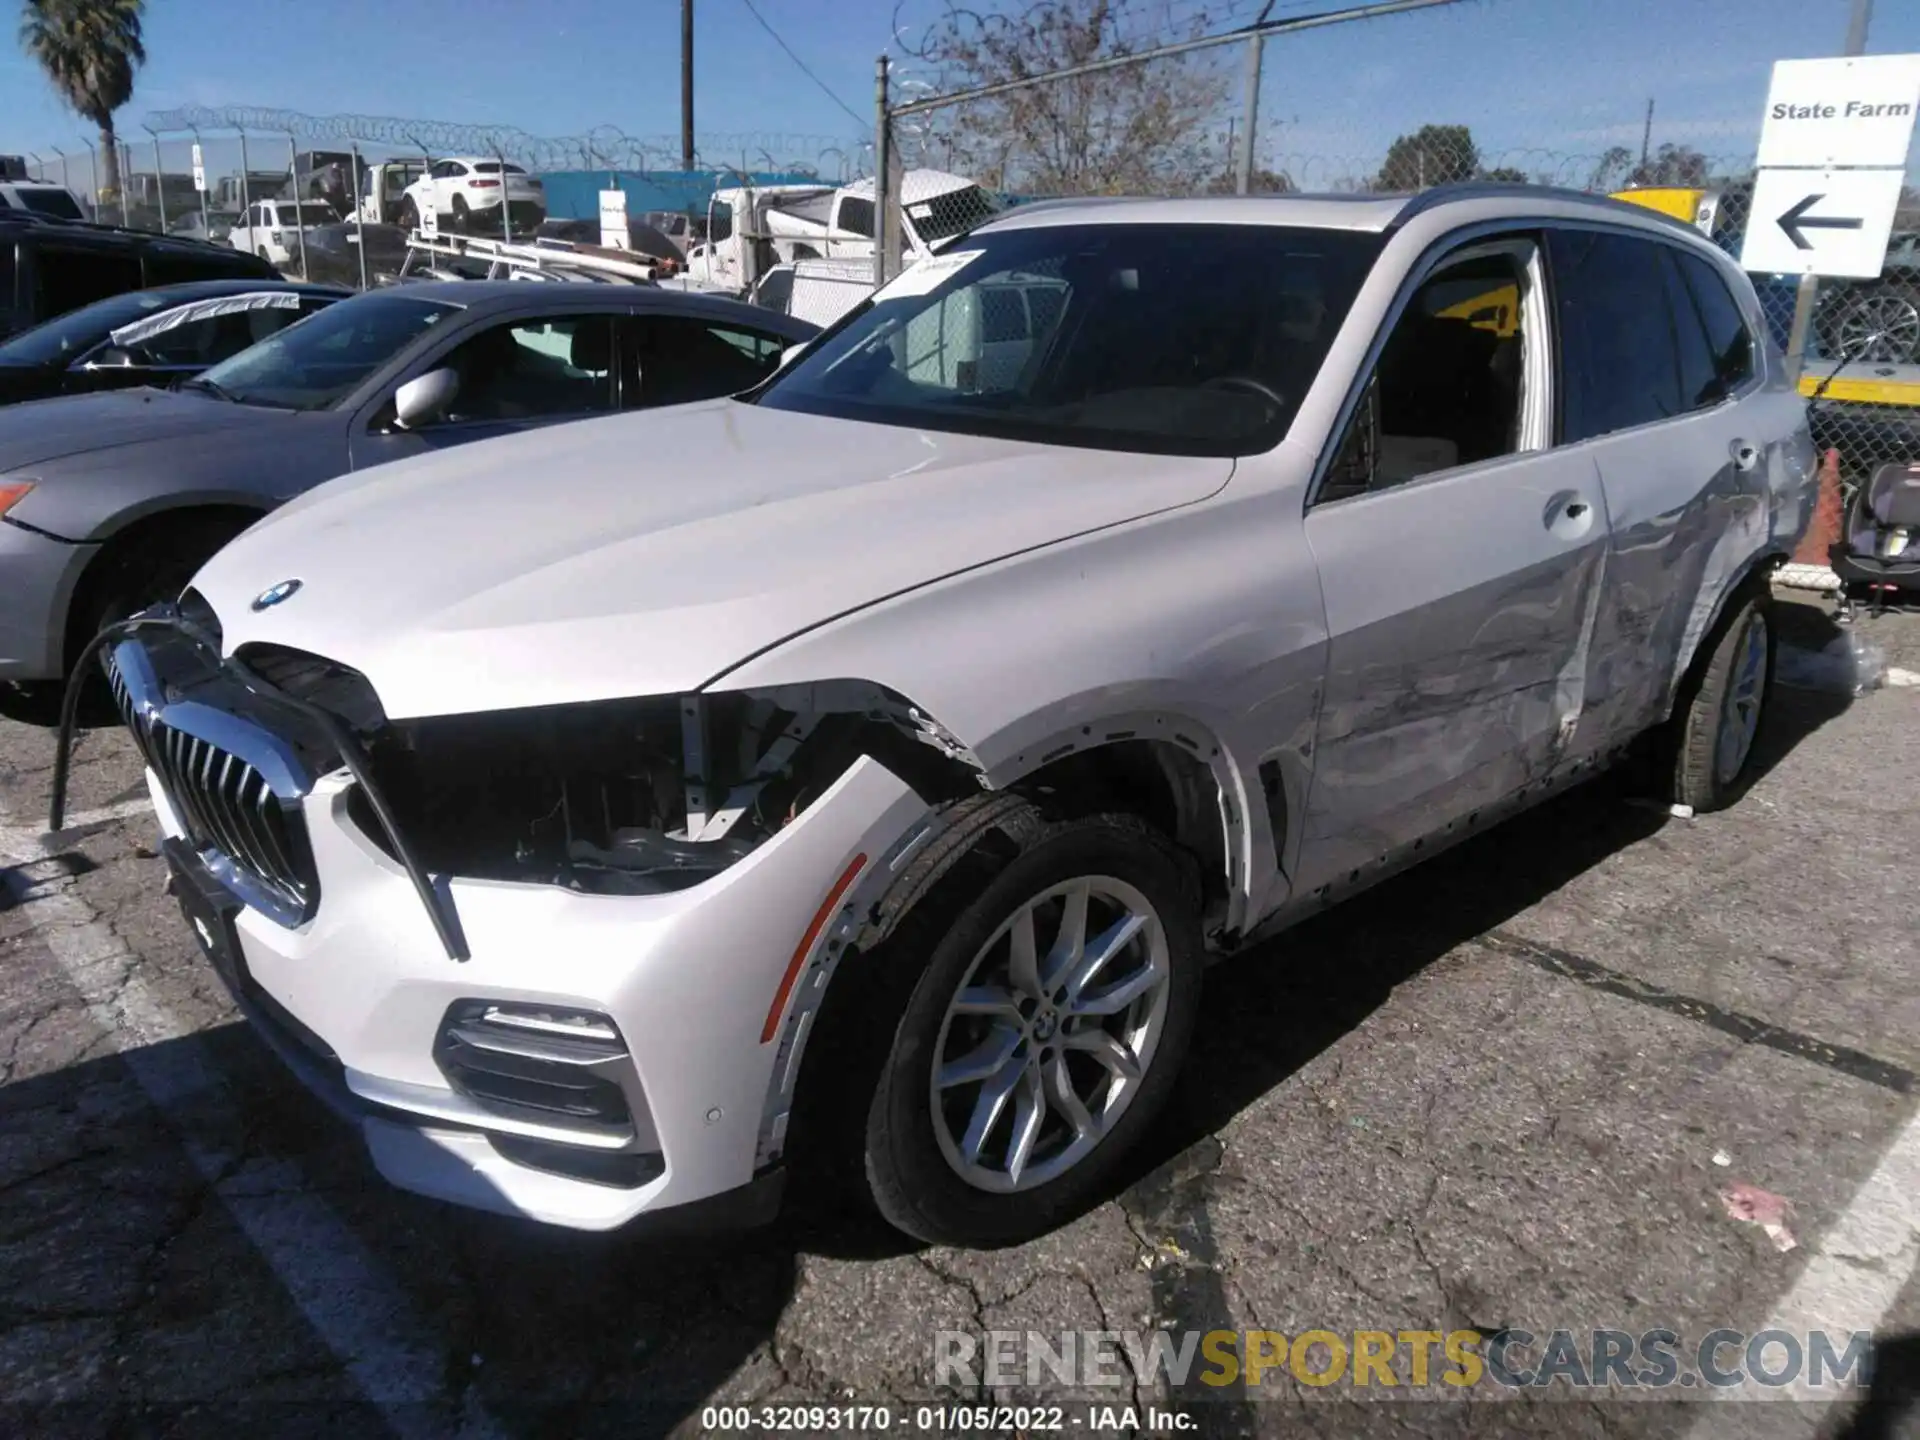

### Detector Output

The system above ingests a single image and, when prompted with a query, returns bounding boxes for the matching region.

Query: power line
[736,0,867,129]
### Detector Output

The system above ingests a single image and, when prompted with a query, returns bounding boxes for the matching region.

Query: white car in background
[228,199,342,267]
[400,158,546,235]
[0,179,88,219]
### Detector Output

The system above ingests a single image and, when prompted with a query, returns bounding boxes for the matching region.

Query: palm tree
[18,0,147,205]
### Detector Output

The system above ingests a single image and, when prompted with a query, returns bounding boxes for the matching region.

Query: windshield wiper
[181,375,237,402]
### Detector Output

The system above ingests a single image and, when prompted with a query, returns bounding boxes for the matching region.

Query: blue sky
[4,0,1918,184]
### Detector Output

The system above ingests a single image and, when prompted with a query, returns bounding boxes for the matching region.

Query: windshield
[189,292,456,409]
[0,288,177,366]
[14,186,83,220]
[757,222,1383,457]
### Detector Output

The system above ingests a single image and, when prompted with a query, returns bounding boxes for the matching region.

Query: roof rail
[0,210,239,251]
[1389,180,1686,227]
[395,231,665,285]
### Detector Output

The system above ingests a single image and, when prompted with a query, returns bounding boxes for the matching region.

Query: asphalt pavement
[0,594,1915,1439]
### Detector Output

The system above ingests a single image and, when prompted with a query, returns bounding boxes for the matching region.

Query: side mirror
[776,343,807,371]
[392,367,459,429]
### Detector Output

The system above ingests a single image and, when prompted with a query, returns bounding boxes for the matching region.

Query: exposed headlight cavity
[343,680,983,895]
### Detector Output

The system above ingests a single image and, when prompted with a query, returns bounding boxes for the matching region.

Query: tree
[1478,166,1528,185]
[1205,166,1293,195]
[899,0,1231,195]
[1587,145,1633,193]
[18,0,146,204]
[1375,124,1478,191]
[1630,142,1709,188]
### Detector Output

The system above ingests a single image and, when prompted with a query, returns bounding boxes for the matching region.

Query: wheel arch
[1661,546,1785,721]
[61,500,268,668]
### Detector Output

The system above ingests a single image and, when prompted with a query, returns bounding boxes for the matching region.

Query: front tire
[863,810,1202,1247]
[1667,585,1776,812]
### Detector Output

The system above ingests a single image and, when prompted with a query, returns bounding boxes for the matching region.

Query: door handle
[1731,439,1761,472]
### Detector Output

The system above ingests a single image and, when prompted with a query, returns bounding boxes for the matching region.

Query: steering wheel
[1202,374,1285,408]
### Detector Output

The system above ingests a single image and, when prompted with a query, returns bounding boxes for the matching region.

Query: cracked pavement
[0,598,1916,1438]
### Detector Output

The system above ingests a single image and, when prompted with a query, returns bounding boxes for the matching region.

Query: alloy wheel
[1836,292,1920,365]
[929,876,1170,1194]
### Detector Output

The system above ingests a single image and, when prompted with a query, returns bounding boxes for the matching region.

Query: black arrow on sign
[1777,193,1864,251]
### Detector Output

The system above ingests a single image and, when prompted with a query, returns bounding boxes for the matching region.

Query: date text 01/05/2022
[698,1404,1196,1433]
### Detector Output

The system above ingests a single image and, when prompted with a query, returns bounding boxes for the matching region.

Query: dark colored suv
[0,215,278,341]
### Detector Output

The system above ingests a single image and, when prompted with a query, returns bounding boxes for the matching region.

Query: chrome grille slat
[139,714,312,918]
[202,745,245,864]
[231,767,276,881]
[214,752,256,878]
[224,756,268,883]
[106,641,319,927]
[252,774,298,884]
[163,728,214,842]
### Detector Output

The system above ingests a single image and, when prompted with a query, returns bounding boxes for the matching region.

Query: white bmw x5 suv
[73,186,1816,1246]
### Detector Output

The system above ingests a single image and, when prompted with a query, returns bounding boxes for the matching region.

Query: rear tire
[1666,585,1776,812]
[861,809,1203,1247]
[451,195,469,232]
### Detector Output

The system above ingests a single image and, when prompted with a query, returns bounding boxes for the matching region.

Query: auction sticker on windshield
[875,249,987,301]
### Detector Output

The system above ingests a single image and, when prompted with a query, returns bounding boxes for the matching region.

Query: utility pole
[1236,0,1274,196]
[1844,0,1873,56]
[1785,0,1873,379]
[681,0,695,171]
[1236,35,1264,194]
[1639,98,1653,169]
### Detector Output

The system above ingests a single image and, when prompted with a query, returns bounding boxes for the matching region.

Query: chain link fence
[875,0,1920,519]
[12,8,1920,523]
[19,108,867,291]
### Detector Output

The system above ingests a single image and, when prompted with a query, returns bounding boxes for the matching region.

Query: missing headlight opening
[344,680,984,895]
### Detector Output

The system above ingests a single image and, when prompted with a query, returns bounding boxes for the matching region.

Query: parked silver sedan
[0,281,818,698]
[96,185,1817,1247]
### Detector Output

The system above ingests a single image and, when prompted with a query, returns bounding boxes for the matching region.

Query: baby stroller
[1833,458,1920,618]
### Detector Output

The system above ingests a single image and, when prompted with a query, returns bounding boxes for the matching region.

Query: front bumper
[0,517,96,681]
[146,743,921,1231]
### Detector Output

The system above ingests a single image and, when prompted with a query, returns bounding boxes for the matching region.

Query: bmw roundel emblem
[250,579,303,612]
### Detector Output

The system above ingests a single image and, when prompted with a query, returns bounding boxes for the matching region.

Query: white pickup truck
[227,199,342,267]
[685,169,998,296]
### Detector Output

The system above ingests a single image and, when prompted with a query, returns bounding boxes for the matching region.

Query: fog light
[434,1000,633,1135]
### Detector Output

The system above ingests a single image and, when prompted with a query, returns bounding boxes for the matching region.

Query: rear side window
[145,246,270,287]
[1660,249,1721,413]
[1546,229,1681,442]
[16,187,82,220]
[0,240,15,314]
[1675,250,1754,401]
[32,245,143,320]
[630,314,788,407]
[836,196,875,238]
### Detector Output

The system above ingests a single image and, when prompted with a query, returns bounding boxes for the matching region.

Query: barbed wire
[138,105,861,173]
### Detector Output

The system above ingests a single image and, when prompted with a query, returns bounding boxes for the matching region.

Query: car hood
[193,399,1233,719]
[0,386,279,469]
